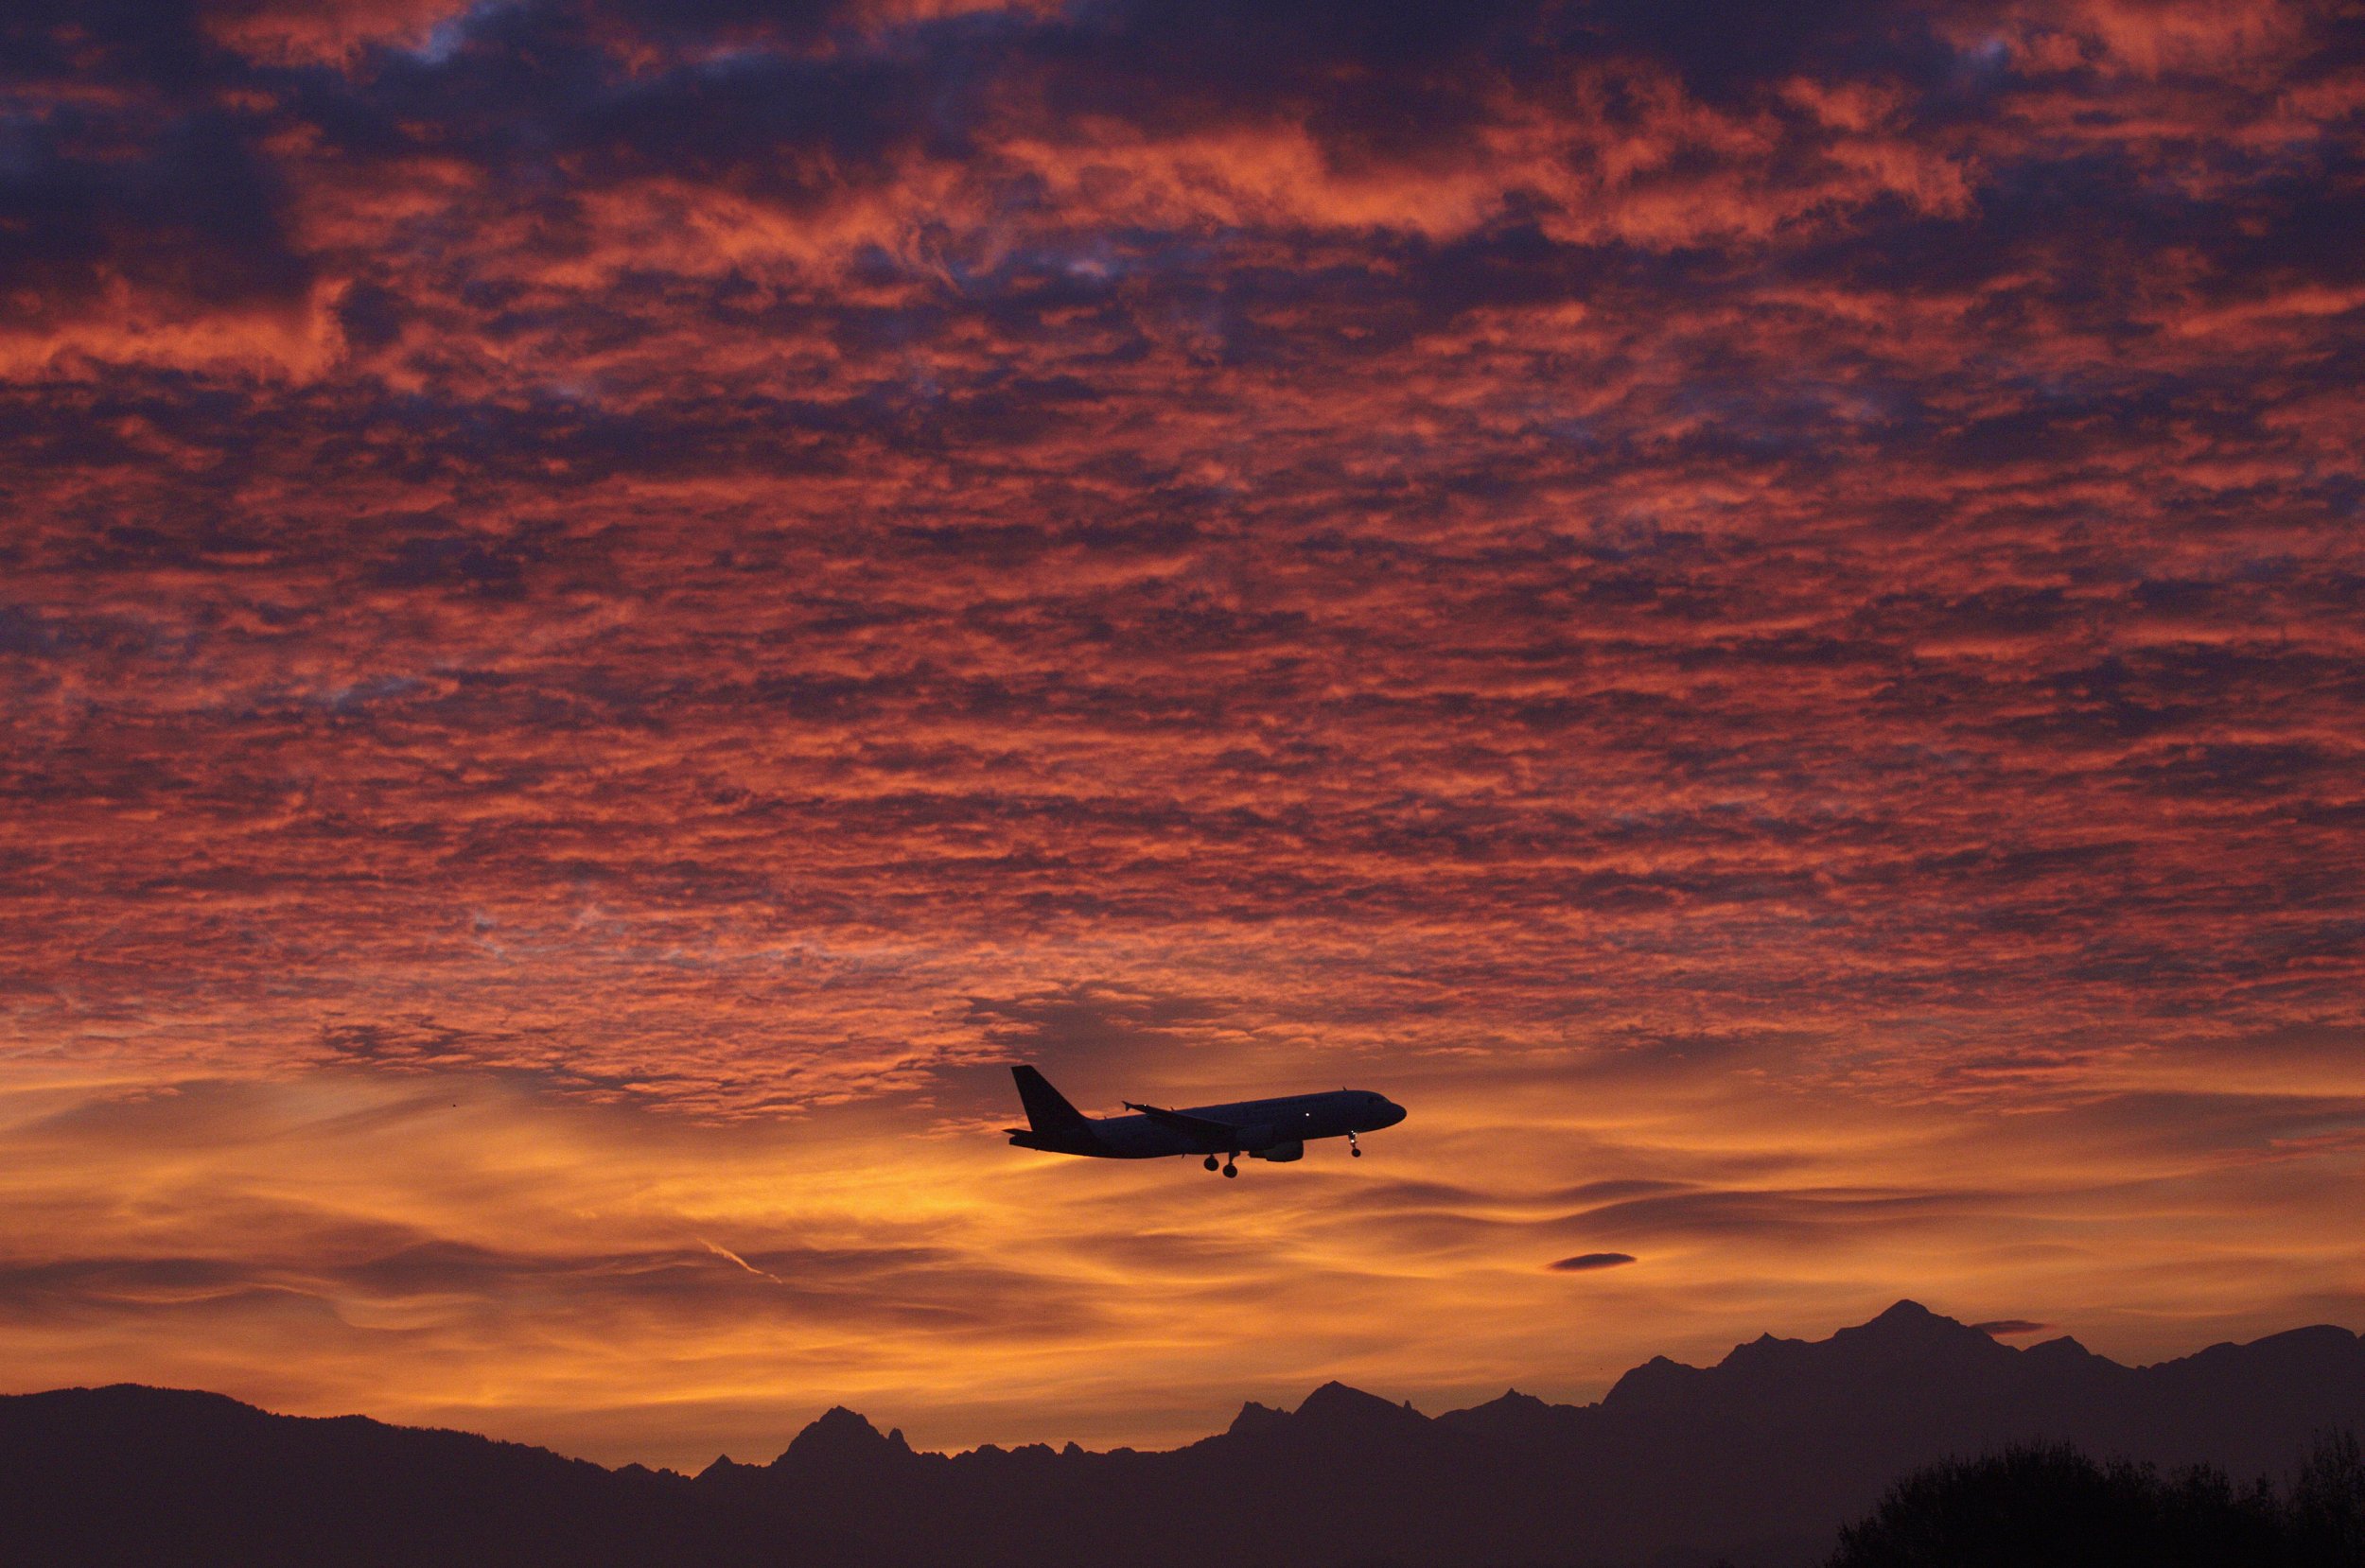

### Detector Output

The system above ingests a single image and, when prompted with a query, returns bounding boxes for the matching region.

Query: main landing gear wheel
[1222,1161,1238,1178]
[1203,1155,1219,1172]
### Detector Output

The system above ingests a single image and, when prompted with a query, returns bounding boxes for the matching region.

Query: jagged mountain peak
[2022,1334,2099,1364]
[776,1405,912,1468]
[1483,1387,1549,1411]
[1434,1386,1569,1439]
[1224,1382,1428,1440]
[1224,1399,1289,1437]
[1295,1381,1421,1422]
[1854,1299,1980,1336]
[1601,1352,1708,1409]
[1824,1299,2006,1360]
[800,1404,882,1439]
[1607,1304,2017,1405]
[1717,1331,1808,1370]
[1249,1390,1428,1447]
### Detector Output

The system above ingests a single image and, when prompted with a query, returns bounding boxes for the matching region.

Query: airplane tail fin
[1011,1065,1091,1136]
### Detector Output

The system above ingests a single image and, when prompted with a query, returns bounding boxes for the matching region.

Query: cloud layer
[3,0,2361,1463]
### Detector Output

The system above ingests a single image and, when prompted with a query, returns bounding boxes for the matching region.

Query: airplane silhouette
[1006,1066,1407,1176]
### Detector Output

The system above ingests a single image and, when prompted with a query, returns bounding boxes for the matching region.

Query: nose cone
[1378,1098,1407,1128]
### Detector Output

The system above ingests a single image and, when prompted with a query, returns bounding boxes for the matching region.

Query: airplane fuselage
[1006,1067,1406,1169]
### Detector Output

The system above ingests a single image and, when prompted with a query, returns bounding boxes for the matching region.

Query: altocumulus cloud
[1,0,2361,1467]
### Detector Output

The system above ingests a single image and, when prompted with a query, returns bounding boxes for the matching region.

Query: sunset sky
[5,0,2362,1472]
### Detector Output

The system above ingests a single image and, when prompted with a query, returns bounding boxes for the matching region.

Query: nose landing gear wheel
[1203,1155,1219,1172]
[1352,1145,1363,1157]
[1349,1131,1362,1158]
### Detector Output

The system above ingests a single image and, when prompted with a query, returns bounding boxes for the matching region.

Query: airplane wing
[1123,1102,1239,1146]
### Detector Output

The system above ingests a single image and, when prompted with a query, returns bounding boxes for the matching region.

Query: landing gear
[1222,1159,1238,1178]
[1203,1155,1220,1172]
[1349,1130,1362,1159]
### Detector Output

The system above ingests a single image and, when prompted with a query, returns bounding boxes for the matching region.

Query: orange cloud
[1,1055,2355,1468]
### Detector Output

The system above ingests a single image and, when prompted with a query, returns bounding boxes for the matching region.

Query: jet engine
[1249,1140,1305,1162]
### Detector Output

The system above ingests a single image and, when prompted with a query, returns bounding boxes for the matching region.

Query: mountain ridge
[7,1302,2361,1567]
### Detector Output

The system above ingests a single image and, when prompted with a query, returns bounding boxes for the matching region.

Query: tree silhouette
[1831,1436,2365,1568]
[2291,1431,2365,1565]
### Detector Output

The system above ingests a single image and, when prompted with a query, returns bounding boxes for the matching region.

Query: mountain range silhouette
[6,1301,2360,1566]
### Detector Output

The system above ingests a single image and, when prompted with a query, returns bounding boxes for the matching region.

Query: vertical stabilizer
[1011,1065,1092,1135]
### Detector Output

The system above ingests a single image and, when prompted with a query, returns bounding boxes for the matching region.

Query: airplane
[1005,1065,1406,1176]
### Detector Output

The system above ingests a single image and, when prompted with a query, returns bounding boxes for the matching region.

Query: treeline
[1831,1432,2365,1567]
